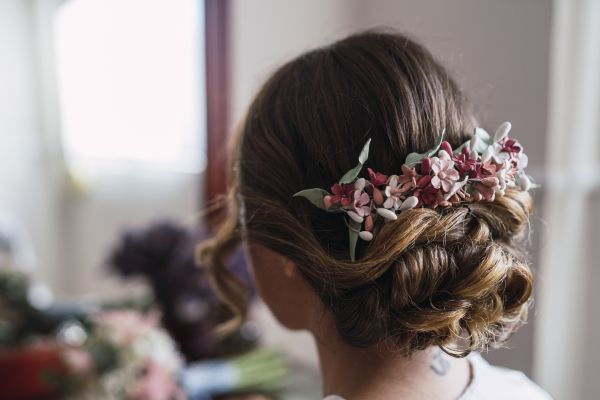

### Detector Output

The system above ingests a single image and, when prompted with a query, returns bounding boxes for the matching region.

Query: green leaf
[473,128,493,152]
[339,164,363,184]
[339,138,371,184]
[474,127,492,144]
[348,220,362,262]
[405,128,446,165]
[358,138,371,164]
[293,188,330,210]
[405,152,424,166]
[453,128,493,155]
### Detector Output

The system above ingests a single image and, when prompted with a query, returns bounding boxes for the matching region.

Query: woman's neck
[315,339,472,400]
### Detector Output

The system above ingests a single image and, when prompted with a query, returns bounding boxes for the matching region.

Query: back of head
[200,29,534,356]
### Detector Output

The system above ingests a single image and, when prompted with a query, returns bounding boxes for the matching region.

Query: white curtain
[535,1,600,399]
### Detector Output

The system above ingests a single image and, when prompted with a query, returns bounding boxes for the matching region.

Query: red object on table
[0,344,66,400]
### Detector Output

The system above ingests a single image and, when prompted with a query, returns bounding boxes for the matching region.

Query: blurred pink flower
[62,347,94,375]
[93,309,161,346]
[129,361,185,400]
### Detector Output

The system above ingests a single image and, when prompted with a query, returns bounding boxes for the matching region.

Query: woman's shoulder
[459,353,553,400]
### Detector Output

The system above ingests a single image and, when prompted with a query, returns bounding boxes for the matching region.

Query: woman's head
[199,29,534,356]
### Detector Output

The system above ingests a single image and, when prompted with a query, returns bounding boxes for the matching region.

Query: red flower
[497,137,529,170]
[420,157,432,175]
[367,168,389,186]
[330,183,355,207]
[414,184,443,208]
[412,175,445,208]
[452,146,480,178]
[500,137,523,154]
[440,140,453,155]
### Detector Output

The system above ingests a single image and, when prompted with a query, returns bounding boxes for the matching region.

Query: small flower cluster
[294,122,536,261]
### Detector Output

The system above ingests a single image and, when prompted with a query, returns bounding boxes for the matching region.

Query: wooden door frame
[204,0,230,224]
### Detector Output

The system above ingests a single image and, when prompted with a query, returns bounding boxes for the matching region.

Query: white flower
[383,175,402,209]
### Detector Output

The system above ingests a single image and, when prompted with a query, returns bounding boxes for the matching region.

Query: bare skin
[316,338,471,400]
[244,243,472,400]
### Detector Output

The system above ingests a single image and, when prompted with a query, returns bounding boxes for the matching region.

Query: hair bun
[325,188,534,355]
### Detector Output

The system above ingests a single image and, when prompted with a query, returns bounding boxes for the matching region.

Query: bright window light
[54,0,206,173]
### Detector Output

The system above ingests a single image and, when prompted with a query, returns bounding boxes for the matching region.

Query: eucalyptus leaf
[339,164,363,184]
[338,138,372,184]
[405,128,446,165]
[474,127,493,148]
[358,138,371,164]
[348,219,362,262]
[293,188,330,210]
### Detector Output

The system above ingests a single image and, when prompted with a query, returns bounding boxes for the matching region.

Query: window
[55,0,206,173]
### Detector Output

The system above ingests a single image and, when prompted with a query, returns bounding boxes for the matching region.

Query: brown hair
[198,29,534,357]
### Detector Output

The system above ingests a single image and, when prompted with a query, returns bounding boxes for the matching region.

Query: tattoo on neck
[430,349,450,376]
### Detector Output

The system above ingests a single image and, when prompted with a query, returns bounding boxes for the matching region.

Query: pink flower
[429,157,460,192]
[397,164,418,189]
[383,176,401,209]
[129,360,185,400]
[346,188,372,223]
[330,183,355,207]
[353,190,371,217]
[473,177,501,201]
[382,178,406,210]
[464,158,497,181]
[367,167,389,186]
[61,347,94,376]
[381,164,419,210]
[92,309,161,346]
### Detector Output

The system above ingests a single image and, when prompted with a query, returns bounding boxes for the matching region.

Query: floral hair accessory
[293,122,538,262]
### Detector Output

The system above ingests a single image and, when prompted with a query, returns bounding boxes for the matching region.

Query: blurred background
[0,0,598,399]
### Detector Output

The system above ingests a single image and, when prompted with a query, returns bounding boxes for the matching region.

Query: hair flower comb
[293,122,538,261]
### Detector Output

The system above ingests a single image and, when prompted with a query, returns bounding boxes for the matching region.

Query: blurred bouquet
[0,219,289,400]
[61,309,288,400]
[59,309,185,399]
[0,270,288,400]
